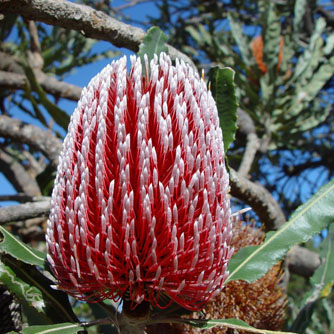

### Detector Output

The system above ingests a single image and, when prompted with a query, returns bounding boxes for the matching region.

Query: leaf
[289,224,334,332]
[324,33,334,56]
[293,0,307,35]
[292,18,326,81]
[36,164,56,196]
[262,2,281,73]
[227,13,251,67]
[0,226,45,267]
[22,62,70,131]
[208,67,238,153]
[0,260,45,312]
[2,254,78,323]
[298,57,334,103]
[170,317,296,333]
[227,177,334,283]
[9,323,85,334]
[185,26,203,46]
[138,26,168,66]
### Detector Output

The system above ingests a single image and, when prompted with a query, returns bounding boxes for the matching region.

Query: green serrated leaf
[293,0,307,35]
[227,13,251,67]
[0,260,45,312]
[13,323,84,334]
[0,226,45,267]
[2,255,78,323]
[208,67,238,153]
[293,18,326,81]
[227,177,334,283]
[262,2,281,73]
[169,317,296,333]
[138,26,168,66]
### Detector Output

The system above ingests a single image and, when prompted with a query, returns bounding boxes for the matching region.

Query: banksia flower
[46,53,232,311]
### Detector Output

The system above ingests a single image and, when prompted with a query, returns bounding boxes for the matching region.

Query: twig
[0,0,196,69]
[0,115,62,168]
[0,201,50,224]
[229,168,286,230]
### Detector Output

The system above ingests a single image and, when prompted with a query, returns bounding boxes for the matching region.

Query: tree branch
[0,70,82,101]
[0,0,195,68]
[0,148,41,196]
[230,168,286,230]
[286,245,321,278]
[0,201,50,225]
[0,115,62,168]
[237,108,260,177]
[0,194,50,203]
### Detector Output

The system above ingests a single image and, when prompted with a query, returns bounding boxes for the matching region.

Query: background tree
[0,0,333,333]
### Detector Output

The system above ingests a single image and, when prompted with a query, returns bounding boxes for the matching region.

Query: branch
[286,245,321,278]
[25,20,44,69]
[0,70,82,101]
[237,109,260,177]
[0,115,62,168]
[0,194,50,203]
[0,201,50,224]
[0,0,195,68]
[0,148,41,196]
[230,168,286,230]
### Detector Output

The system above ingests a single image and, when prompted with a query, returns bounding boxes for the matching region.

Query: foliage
[150,0,334,215]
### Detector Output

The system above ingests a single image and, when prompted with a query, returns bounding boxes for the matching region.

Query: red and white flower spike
[46,53,233,311]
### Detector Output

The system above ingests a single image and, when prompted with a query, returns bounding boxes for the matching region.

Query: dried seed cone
[184,220,287,333]
[46,53,232,310]
[250,35,284,74]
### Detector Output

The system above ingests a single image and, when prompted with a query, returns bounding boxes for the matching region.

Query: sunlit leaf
[0,260,45,312]
[0,226,45,267]
[227,177,334,283]
[2,255,78,323]
[138,26,168,66]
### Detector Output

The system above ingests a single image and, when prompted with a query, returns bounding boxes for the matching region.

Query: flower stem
[119,300,151,333]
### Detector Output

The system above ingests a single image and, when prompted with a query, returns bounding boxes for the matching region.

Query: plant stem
[119,300,151,334]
